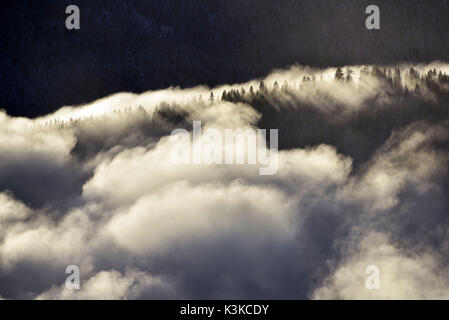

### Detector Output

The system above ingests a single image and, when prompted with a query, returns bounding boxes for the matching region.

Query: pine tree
[409,67,419,80]
[221,90,227,101]
[360,66,370,76]
[335,67,344,81]
[393,67,402,88]
[345,67,354,82]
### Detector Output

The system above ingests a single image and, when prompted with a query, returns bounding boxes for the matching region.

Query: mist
[0,63,449,299]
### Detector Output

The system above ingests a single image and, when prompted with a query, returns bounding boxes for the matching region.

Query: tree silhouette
[335,67,344,81]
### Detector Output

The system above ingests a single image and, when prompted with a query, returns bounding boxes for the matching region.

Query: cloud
[37,269,179,300]
[312,232,449,300]
[0,63,448,299]
[105,181,296,255]
[339,122,449,212]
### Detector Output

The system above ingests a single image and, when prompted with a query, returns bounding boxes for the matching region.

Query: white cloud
[105,181,296,255]
[37,269,178,300]
[312,232,449,300]
[0,63,448,299]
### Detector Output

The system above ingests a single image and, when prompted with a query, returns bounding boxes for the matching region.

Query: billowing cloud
[37,269,179,300]
[312,232,449,300]
[0,63,448,299]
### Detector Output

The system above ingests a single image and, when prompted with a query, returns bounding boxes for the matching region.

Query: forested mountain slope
[1,0,449,117]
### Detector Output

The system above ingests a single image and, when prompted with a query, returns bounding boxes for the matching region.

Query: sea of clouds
[0,63,448,299]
